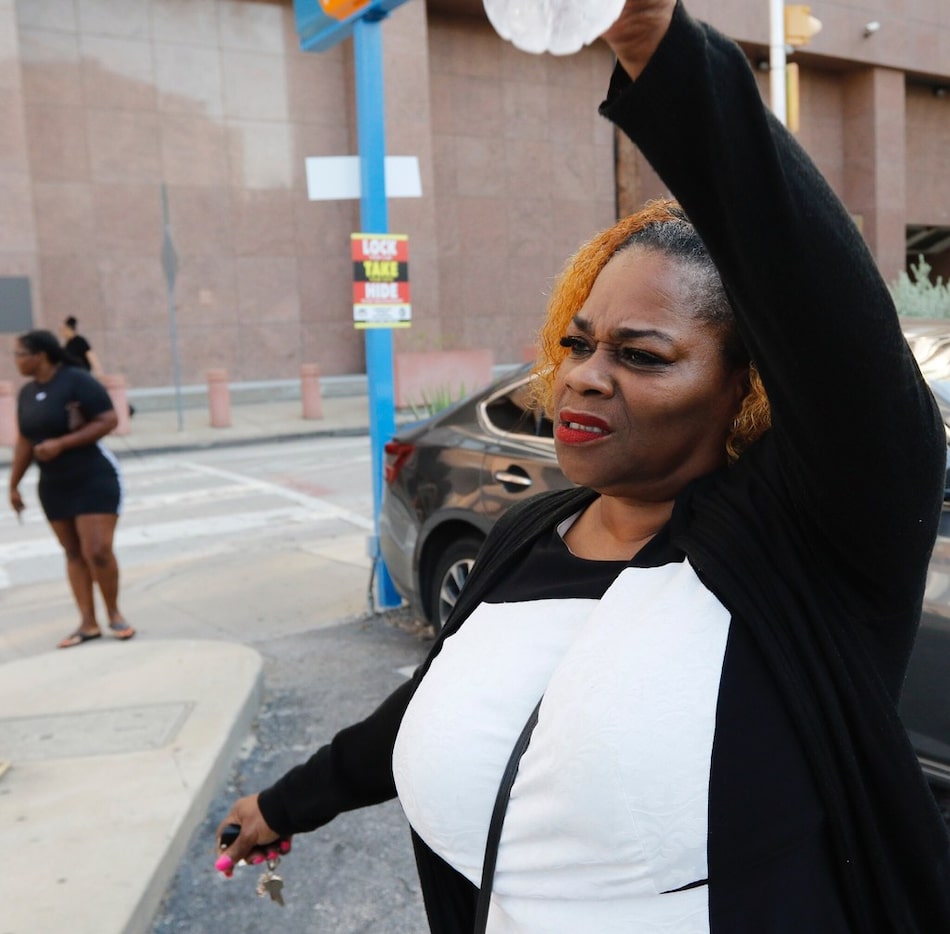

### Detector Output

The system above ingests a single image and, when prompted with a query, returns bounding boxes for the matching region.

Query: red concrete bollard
[300,363,323,420]
[103,374,131,436]
[0,381,16,447]
[206,369,231,428]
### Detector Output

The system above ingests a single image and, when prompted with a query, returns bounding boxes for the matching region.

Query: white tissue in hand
[483,0,625,55]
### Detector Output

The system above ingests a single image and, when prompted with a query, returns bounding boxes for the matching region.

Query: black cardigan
[259,5,950,930]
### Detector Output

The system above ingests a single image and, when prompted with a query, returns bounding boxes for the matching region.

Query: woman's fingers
[601,0,676,80]
[214,795,282,876]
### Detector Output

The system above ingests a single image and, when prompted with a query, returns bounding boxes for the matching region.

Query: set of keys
[218,823,287,908]
[255,857,285,906]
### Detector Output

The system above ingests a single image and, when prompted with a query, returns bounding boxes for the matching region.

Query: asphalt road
[151,607,433,934]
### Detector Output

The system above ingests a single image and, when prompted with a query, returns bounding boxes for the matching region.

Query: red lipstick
[555,410,611,444]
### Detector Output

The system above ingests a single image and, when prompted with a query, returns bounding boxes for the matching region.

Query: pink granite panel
[455,135,507,197]
[154,43,223,116]
[97,255,167,331]
[0,87,28,173]
[285,52,349,126]
[151,0,219,46]
[444,73,504,137]
[432,134,458,202]
[454,196,509,249]
[548,198,614,261]
[503,80,548,140]
[168,323,242,384]
[385,71,432,130]
[32,182,95,254]
[159,113,230,187]
[216,0,287,54]
[445,248,507,321]
[102,326,174,386]
[86,110,162,182]
[235,256,300,324]
[36,255,104,339]
[174,255,240,328]
[549,136,596,202]
[24,104,89,180]
[443,19,503,78]
[227,119,293,189]
[505,137,552,199]
[93,183,164,255]
[80,36,156,111]
[499,37,550,85]
[507,198,552,258]
[299,319,365,377]
[296,253,352,336]
[237,322,302,380]
[220,50,288,121]
[17,2,80,31]
[165,185,235,257]
[293,197,360,258]
[77,0,150,39]
[505,259,556,346]
[18,29,83,105]
[0,180,35,252]
[232,189,296,256]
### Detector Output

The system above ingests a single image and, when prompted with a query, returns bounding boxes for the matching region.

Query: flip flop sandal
[109,621,136,641]
[58,630,102,649]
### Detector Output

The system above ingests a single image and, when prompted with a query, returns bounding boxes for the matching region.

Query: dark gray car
[379,362,950,788]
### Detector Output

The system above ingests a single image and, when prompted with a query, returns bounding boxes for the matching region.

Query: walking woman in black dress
[8,330,134,648]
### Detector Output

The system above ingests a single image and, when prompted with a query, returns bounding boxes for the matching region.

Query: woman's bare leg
[75,513,130,631]
[49,518,99,637]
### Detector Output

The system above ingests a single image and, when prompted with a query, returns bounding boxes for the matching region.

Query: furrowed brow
[571,316,674,346]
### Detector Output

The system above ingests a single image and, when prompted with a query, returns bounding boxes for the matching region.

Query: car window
[482,379,554,439]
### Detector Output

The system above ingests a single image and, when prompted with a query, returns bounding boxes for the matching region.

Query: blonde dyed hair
[530,200,771,462]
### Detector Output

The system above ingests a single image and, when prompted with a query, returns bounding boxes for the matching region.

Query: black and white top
[394,521,727,931]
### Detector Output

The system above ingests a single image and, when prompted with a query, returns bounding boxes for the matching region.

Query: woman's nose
[565,346,615,395]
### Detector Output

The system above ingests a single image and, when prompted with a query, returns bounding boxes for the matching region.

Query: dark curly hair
[18,329,66,363]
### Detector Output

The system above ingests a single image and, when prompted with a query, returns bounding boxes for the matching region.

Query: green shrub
[890,255,950,319]
[408,384,467,419]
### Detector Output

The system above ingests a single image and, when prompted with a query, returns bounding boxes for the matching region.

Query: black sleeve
[71,369,114,420]
[599,3,944,603]
[254,488,569,837]
[257,675,417,835]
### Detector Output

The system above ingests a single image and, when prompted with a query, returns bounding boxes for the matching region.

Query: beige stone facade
[1,0,948,388]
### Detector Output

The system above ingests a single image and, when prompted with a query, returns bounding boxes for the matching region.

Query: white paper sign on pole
[306,155,422,201]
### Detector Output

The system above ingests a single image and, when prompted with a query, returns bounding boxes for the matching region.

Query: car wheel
[429,536,482,632]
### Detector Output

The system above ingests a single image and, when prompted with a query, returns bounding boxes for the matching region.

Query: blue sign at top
[294,0,413,52]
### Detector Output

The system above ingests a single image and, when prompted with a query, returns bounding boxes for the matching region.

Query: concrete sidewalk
[0,641,262,934]
[0,388,388,934]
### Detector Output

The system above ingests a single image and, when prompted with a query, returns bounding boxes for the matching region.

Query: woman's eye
[619,347,666,367]
[559,336,591,356]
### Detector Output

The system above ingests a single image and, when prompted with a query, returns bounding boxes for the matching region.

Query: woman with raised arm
[215,2,950,930]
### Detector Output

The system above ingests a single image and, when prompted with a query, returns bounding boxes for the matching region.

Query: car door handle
[493,469,532,489]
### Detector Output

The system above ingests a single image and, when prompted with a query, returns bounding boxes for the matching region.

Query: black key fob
[219,822,241,849]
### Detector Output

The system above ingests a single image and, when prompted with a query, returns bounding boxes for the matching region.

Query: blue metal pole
[353,15,401,609]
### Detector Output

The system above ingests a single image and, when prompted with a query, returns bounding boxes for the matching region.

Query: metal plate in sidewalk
[0,702,193,760]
